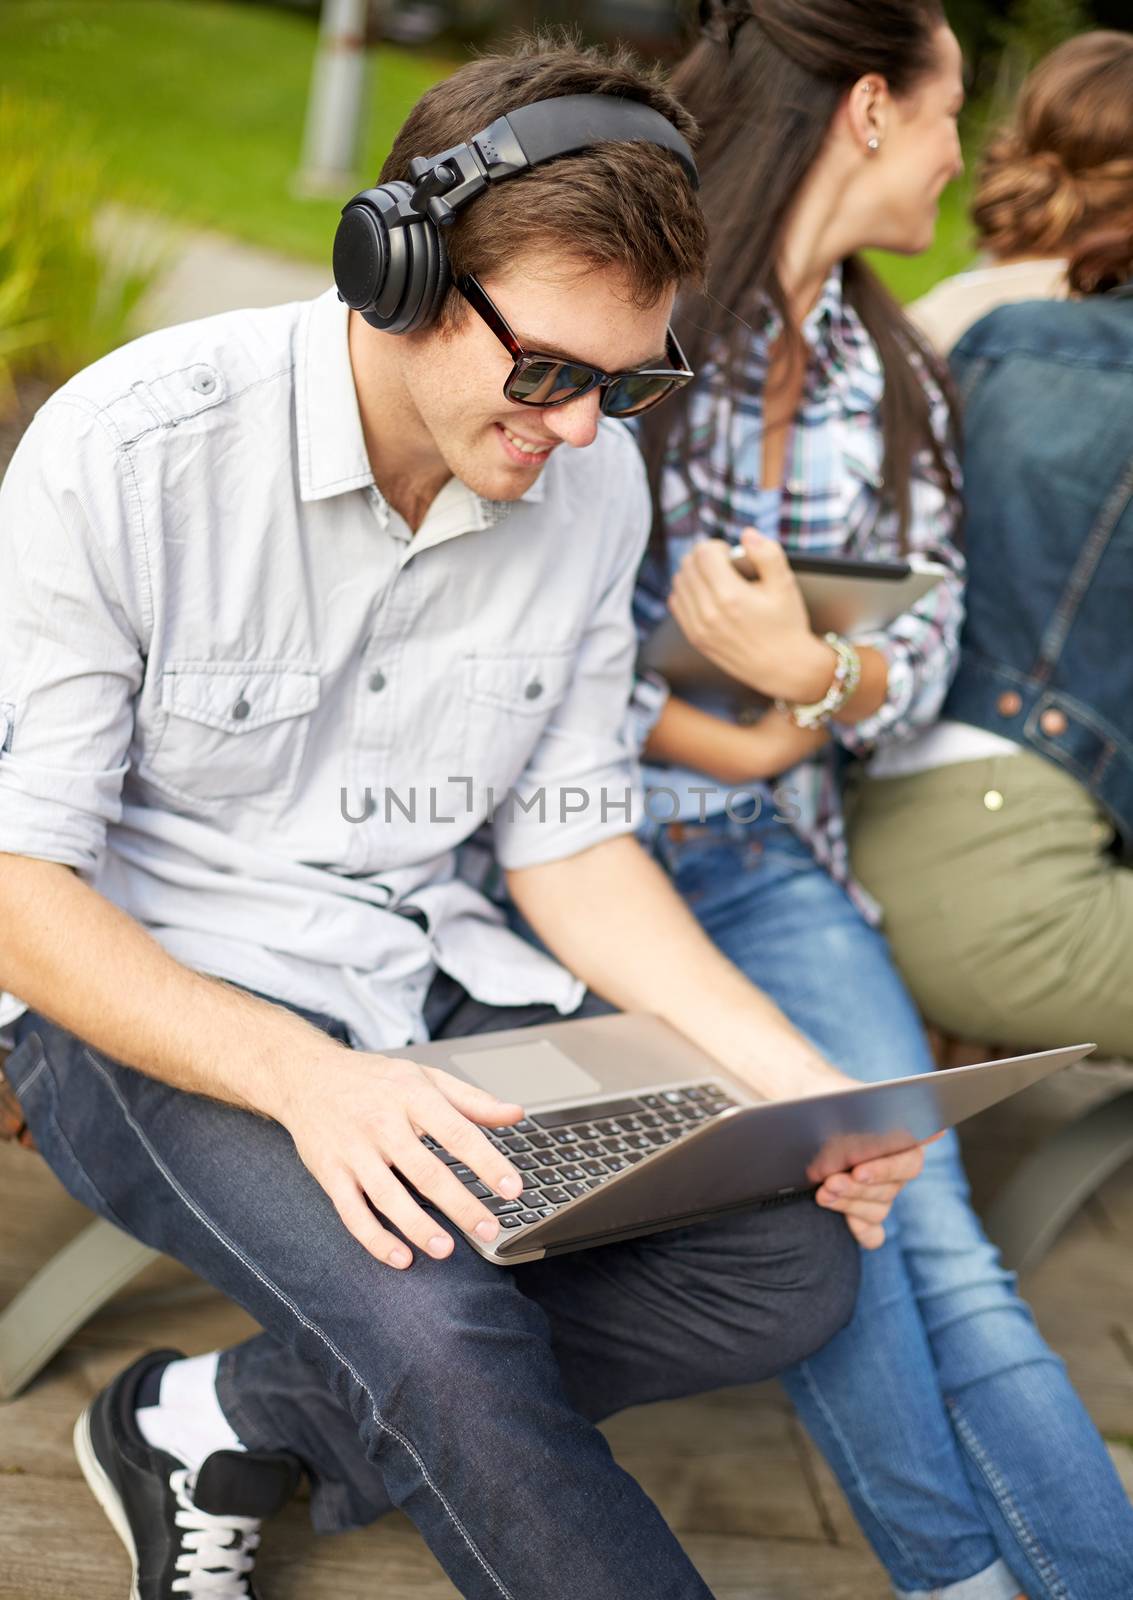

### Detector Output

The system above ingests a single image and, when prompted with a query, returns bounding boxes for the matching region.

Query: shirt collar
[294,289,547,518]
[295,290,375,503]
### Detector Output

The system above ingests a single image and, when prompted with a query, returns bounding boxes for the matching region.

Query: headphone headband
[334,91,698,334]
[399,94,699,228]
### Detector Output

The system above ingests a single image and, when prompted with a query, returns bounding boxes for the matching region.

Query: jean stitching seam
[948,1399,1069,1600]
[81,1049,515,1600]
[13,1049,48,1100]
[793,1357,927,1580]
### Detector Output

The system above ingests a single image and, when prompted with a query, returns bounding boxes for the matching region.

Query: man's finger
[325,1171,415,1269]
[425,1065,523,1126]
[416,1090,524,1199]
[846,1216,886,1250]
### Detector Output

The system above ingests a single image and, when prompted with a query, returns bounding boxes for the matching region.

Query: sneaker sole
[74,1404,142,1600]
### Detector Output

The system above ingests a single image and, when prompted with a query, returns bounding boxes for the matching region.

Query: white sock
[136,1351,246,1478]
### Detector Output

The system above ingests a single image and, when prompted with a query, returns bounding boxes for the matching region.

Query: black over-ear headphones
[332,93,699,336]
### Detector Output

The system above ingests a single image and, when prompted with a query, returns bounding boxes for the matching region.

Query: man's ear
[842,74,891,156]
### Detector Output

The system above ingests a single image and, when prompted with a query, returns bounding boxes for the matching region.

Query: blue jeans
[642,806,1133,1600]
[8,973,859,1600]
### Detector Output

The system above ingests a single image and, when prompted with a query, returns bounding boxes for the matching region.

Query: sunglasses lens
[508,359,595,406]
[602,373,683,417]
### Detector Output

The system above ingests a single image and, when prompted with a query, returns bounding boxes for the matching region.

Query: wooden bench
[0,1047,159,1402]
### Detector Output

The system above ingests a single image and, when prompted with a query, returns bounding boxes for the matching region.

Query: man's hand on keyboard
[278,1053,525,1269]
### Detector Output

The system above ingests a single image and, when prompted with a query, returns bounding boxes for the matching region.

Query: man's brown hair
[379,33,706,315]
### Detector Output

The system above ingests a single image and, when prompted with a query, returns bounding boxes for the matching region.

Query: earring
[867,136,880,152]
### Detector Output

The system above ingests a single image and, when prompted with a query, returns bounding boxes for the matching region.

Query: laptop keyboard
[421,1083,739,1238]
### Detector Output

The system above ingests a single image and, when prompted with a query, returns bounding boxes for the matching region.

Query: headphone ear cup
[332,182,450,335]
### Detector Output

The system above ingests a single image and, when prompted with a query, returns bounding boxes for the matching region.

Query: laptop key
[469,1182,492,1199]
[565,1181,588,1198]
[662,1090,687,1105]
[503,1136,533,1153]
[625,1134,653,1151]
[558,1164,585,1182]
[514,1154,540,1171]
[581,1160,606,1177]
[518,1210,543,1225]
[542,1186,570,1206]
[487,1198,523,1215]
[604,1156,628,1174]
[624,1150,648,1163]
[684,1087,707,1102]
[498,1215,522,1229]
[529,1132,555,1149]
[551,1129,580,1146]
[641,1094,663,1108]
[531,1098,646,1129]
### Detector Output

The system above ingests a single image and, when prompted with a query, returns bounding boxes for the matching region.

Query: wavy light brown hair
[973,31,1133,294]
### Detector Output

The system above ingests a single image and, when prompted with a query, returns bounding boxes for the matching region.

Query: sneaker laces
[168,1468,261,1597]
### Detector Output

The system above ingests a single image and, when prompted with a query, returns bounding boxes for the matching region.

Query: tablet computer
[638,550,951,707]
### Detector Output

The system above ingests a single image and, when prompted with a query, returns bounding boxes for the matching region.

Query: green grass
[0,0,457,263]
[0,0,980,299]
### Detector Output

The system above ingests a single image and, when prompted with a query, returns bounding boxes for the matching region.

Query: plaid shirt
[632,264,965,917]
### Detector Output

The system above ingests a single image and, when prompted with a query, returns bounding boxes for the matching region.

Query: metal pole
[295,0,374,197]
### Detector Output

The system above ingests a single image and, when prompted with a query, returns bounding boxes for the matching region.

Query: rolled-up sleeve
[835,406,966,755]
[493,449,651,870]
[0,399,148,874]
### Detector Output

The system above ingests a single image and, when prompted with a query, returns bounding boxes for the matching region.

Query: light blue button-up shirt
[0,289,650,1049]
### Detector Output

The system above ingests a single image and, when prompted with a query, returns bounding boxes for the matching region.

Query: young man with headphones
[0,38,924,1600]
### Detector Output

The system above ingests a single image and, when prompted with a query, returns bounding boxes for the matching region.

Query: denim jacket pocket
[142,660,320,805]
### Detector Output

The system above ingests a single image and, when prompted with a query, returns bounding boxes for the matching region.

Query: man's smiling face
[395,251,677,502]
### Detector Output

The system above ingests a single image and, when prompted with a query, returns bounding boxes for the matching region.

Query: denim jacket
[943,280,1133,853]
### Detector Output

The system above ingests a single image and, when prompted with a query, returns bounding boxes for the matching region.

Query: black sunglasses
[456,273,694,419]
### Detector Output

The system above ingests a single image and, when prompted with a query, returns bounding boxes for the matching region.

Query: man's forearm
[506,835,845,1101]
[0,853,344,1119]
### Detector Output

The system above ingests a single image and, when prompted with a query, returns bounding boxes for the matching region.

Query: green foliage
[0,0,456,265]
[0,93,159,412]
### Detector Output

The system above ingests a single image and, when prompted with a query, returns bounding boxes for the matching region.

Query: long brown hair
[640,0,958,550]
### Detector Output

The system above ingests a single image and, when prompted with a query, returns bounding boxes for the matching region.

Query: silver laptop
[401,1014,1093,1264]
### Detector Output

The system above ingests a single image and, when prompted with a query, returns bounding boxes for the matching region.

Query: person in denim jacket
[851,32,1133,1056]
[632,6,1133,1598]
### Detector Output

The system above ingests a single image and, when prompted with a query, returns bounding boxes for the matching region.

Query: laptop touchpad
[450,1040,602,1106]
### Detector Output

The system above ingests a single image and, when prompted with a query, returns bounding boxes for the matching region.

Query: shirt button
[996,691,1022,717]
[232,697,250,721]
[191,367,217,395]
[983,789,1005,812]
[369,670,387,693]
[1040,708,1068,736]
[524,679,543,701]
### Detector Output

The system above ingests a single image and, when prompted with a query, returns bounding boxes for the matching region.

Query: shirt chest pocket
[142,661,320,806]
[461,649,575,799]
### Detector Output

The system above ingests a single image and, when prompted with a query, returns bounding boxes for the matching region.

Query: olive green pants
[848,748,1133,1058]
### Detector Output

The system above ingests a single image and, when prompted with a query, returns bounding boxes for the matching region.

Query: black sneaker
[74,1348,302,1598]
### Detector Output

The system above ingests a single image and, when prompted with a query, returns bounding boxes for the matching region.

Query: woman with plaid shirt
[631,4,1133,1598]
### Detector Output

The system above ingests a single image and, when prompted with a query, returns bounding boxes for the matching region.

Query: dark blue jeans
[8,973,859,1600]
